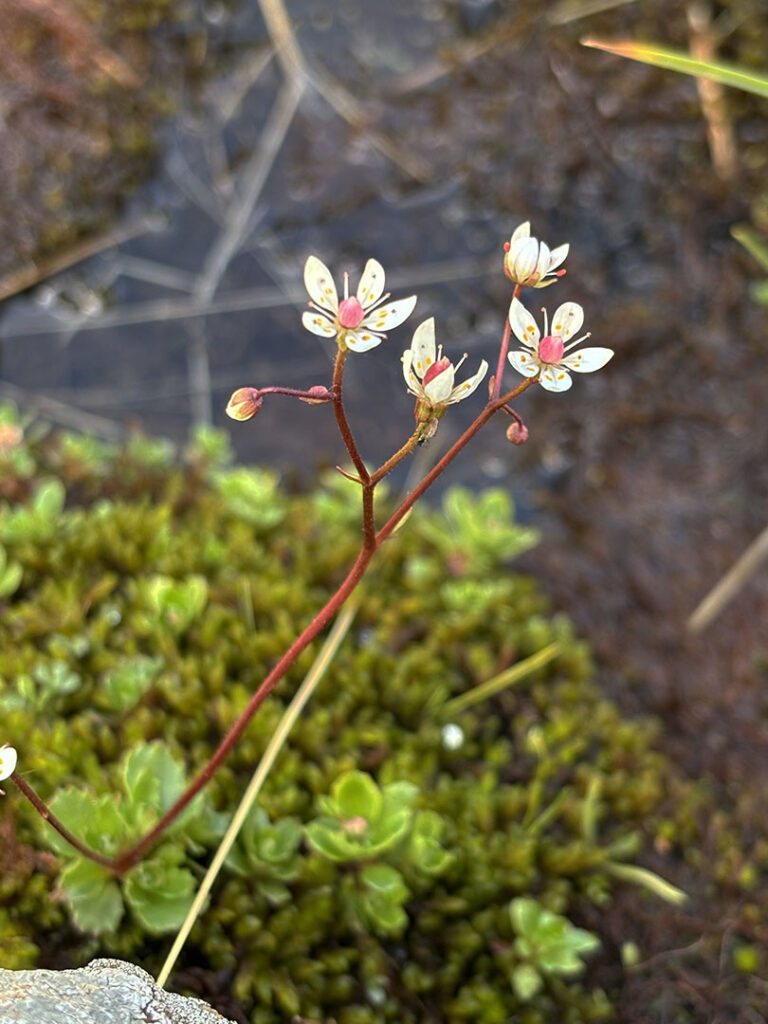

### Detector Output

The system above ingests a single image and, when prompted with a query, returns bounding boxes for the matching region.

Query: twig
[687,1,738,182]
[0,217,155,304]
[306,62,433,183]
[687,520,768,633]
[0,379,125,441]
[257,0,306,80]
[0,258,493,337]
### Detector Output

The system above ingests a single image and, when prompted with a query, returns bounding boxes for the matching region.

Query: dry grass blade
[155,593,362,990]
[687,521,768,633]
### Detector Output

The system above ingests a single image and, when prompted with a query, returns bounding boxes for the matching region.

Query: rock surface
[0,958,235,1024]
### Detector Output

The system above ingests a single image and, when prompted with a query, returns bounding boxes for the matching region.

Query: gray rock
[0,958,236,1024]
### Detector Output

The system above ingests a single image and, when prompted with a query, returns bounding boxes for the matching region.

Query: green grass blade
[731,224,768,273]
[582,38,768,100]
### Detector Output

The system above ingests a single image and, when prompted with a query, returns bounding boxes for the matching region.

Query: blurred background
[1,0,768,1008]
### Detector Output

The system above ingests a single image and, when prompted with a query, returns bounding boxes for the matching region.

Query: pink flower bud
[506,421,529,445]
[300,386,332,405]
[225,387,263,421]
[538,335,564,364]
[338,296,365,329]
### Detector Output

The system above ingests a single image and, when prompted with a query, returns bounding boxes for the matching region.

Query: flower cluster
[227,225,613,440]
[504,222,613,393]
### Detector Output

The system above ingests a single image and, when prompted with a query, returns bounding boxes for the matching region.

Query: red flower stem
[332,349,370,485]
[260,386,333,402]
[11,773,115,871]
[492,283,521,400]
[21,336,535,874]
[114,384,534,872]
[370,430,421,486]
[376,378,535,544]
[113,546,374,873]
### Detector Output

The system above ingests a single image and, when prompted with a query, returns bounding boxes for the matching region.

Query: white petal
[408,318,436,379]
[551,301,584,340]
[532,240,551,279]
[560,347,614,373]
[401,350,424,396]
[363,295,417,333]
[547,243,569,272]
[508,297,540,348]
[304,255,338,312]
[345,329,382,353]
[0,746,17,780]
[448,359,488,403]
[539,365,573,392]
[509,237,539,281]
[356,258,386,308]
[302,310,337,338]
[508,350,540,378]
[424,363,455,403]
[510,221,530,243]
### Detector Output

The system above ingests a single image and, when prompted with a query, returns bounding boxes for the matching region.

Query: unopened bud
[226,387,263,421]
[300,385,332,405]
[506,420,529,445]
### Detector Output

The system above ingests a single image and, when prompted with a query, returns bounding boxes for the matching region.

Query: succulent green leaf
[46,790,127,858]
[511,898,600,979]
[58,859,123,933]
[100,656,163,713]
[332,770,383,821]
[511,964,542,1001]
[123,742,186,817]
[124,850,196,933]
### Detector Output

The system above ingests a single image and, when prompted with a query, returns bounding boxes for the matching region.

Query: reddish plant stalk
[20,318,536,876]
[11,773,115,871]
[492,282,521,400]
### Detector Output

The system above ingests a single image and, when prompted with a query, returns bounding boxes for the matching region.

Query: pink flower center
[422,356,452,386]
[538,335,564,364]
[338,296,365,329]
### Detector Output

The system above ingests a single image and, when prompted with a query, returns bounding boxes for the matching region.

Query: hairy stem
[332,349,370,485]
[11,773,115,871]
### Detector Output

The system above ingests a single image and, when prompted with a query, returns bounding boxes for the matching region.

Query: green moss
[0,416,694,1021]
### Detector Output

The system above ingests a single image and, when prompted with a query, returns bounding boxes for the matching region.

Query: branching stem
[19,309,536,875]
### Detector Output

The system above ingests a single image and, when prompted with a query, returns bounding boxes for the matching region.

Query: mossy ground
[0,414,719,1024]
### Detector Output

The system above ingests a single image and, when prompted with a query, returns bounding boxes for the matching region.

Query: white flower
[504,221,569,288]
[402,318,488,413]
[507,297,613,393]
[302,255,417,352]
[0,744,17,794]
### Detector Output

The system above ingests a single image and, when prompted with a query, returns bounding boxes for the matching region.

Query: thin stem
[332,349,370,484]
[113,546,374,873]
[376,378,535,544]
[370,429,421,486]
[260,385,333,402]
[12,774,115,871]
[24,328,535,873]
[156,594,361,989]
[492,283,521,400]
